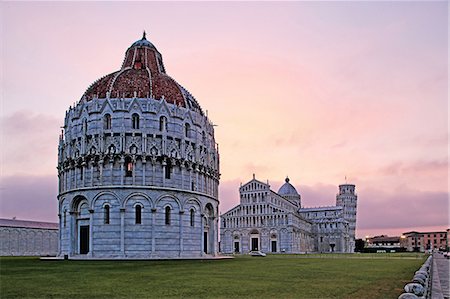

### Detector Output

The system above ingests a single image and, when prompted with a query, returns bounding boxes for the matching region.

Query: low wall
[398,255,433,299]
[0,226,58,256]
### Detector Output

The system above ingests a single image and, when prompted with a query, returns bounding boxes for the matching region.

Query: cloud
[299,183,339,208]
[0,110,60,176]
[379,159,448,177]
[219,179,241,214]
[357,186,449,230]
[0,174,58,222]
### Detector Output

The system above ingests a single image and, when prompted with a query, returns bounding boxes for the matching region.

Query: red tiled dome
[82,33,203,114]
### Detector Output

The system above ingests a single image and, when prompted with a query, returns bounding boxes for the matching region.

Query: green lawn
[0,254,425,299]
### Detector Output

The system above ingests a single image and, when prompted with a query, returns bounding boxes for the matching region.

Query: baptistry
[57,33,220,258]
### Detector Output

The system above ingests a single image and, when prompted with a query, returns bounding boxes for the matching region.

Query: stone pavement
[432,252,449,299]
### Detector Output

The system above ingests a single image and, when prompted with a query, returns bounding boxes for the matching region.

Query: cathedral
[220,176,357,254]
[57,33,220,258]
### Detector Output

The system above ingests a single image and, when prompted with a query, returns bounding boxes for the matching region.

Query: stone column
[132,156,136,185]
[213,217,219,256]
[188,165,193,190]
[200,214,204,256]
[63,169,67,191]
[99,159,103,186]
[120,208,125,256]
[179,210,184,257]
[90,161,94,187]
[81,160,86,187]
[88,209,94,257]
[181,164,184,190]
[151,157,156,186]
[142,157,146,185]
[110,158,114,185]
[151,208,156,256]
[120,156,125,185]
[74,167,77,189]
[195,166,199,192]
[162,159,166,187]
[69,211,76,256]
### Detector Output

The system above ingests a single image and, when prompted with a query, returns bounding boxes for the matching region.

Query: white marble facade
[220,177,357,254]
[58,34,220,259]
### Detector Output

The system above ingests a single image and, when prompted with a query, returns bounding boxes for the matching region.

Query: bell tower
[336,183,357,252]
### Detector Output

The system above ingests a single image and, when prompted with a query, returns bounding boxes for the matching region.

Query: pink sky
[0,2,448,238]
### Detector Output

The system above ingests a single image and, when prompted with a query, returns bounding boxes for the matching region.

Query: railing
[398,255,433,298]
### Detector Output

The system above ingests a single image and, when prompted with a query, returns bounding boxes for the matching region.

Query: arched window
[135,205,142,224]
[190,209,195,227]
[202,131,206,143]
[104,114,111,130]
[132,114,140,129]
[159,116,167,132]
[185,123,190,138]
[104,205,110,224]
[125,157,133,177]
[165,206,171,225]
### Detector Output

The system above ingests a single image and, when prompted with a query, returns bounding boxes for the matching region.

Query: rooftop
[0,218,58,230]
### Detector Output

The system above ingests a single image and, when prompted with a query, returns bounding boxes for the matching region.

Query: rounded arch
[91,191,121,209]
[232,230,241,237]
[269,229,278,237]
[155,194,181,210]
[183,197,202,213]
[71,195,88,212]
[204,202,215,217]
[123,192,153,209]
[59,197,68,211]
[250,229,260,235]
[162,203,174,210]
[103,113,112,130]
[131,113,140,129]
[184,122,191,138]
[133,202,144,208]
[159,115,168,132]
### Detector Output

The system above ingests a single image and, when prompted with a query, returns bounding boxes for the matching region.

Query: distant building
[0,218,58,256]
[402,229,449,252]
[220,176,357,254]
[366,235,401,251]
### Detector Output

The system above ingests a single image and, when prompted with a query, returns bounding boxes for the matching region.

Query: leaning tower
[336,184,357,252]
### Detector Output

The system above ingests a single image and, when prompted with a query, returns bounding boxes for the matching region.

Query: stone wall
[0,226,58,256]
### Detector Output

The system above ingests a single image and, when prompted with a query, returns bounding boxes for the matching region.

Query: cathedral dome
[278,177,299,197]
[81,32,203,115]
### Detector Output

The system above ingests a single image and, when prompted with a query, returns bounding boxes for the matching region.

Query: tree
[355,239,365,252]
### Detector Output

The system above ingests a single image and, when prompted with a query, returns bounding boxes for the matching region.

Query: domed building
[220,176,357,254]
[57,33,220,259]
[277,177,301,206]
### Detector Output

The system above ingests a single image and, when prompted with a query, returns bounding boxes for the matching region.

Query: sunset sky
[0,2,448,238]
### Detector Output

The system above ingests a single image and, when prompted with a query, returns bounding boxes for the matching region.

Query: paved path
[432,253,449,299]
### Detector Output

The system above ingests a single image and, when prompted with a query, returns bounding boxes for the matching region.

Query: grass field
[0,253,425,299]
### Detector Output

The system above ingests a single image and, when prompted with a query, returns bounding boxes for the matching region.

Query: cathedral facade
[220,176,357,254]
[57,34,220,258]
